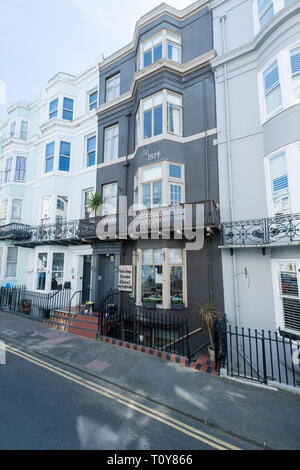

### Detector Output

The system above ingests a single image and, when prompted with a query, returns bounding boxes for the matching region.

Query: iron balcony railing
[3,220,82,246]
[78,199,220,240]
[221,212,300,247]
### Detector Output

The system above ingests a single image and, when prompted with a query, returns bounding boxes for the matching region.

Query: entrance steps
[44,309,100,340]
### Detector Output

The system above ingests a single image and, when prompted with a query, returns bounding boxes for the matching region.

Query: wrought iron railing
[1,220,81,245]
[78,200,220,240]
[222,213,300,246]
[0,285,71,321]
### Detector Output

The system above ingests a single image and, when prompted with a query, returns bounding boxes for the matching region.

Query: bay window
[102,183,118,215]
[136,90,182,145]
[134,162,184,209]
[263,60,282,115]
[137,29,181,71]
[290,46,300,100]
[104,124,119,162]
[134,247,185,309]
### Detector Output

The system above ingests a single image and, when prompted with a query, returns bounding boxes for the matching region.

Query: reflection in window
[37,253,47,290]
[51,253,64,290]
[62,98,74,121]
[142,249,163,302]
[59,141,71,172]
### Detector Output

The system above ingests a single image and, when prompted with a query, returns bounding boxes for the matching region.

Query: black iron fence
[226,326,300,388]
[98,308,190,357]
[222,212,300,246]
[0,286,71,321]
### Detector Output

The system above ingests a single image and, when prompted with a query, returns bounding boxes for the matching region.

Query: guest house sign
[118,265,133,292]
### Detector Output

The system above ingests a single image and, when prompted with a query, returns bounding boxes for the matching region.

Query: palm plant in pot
[198,303,222,362]
[88,192,103,217]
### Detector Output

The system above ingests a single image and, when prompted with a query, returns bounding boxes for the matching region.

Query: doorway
[82,255,92,303]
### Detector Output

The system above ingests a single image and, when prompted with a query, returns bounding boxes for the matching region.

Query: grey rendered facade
[211,0,300,336]
[84,1,224,345]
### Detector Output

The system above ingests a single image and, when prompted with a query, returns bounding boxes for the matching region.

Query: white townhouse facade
[211,0,300,336]
[0,64,99,301]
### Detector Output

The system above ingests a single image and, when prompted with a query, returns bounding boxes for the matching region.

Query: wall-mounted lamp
[109,254,115,263]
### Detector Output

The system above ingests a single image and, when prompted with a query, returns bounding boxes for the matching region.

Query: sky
[0,0,193,118]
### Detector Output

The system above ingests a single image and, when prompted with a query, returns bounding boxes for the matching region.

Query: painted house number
[142,149,162,161]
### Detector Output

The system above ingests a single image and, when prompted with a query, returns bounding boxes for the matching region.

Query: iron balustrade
[3,220,82,245]
[222,212,300,246]
[226,325,300,388]
[0,285,71,321]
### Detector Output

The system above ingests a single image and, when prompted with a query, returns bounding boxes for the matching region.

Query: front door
[82,255,92,303]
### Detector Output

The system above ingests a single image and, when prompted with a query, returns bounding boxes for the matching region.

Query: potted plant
[128,294,135,305]
[85,301,94,314]
[142,297,157,309]
[198,303,222,362]
[171,297,185,310]
[87,192,103,217]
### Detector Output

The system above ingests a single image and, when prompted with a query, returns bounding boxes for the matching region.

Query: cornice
[96,50,216,116]
[98,0,209,70]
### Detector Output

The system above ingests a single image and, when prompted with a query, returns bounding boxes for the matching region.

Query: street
[0,343,257,450]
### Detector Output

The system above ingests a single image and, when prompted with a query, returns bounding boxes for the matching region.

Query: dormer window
[137,30,181,71]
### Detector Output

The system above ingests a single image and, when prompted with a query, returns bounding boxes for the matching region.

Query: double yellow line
[5,343,240,451]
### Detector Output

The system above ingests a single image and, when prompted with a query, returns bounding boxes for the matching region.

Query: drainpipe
[220,15,240,327]
[203,78,213,304]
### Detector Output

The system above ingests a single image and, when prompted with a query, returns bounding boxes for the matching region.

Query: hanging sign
[118,266,133,292]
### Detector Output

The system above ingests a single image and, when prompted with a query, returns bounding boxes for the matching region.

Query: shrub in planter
[171,298,185,310]
[142,297,156,309]
[128,294,135,305]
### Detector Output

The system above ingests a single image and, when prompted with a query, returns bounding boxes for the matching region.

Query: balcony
[7,220,83,247]
[221,213,300,248]
[78,200,220,240]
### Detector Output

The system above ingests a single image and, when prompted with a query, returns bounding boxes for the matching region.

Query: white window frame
[106,74,120,103]
[4,157,13,183]
[14,156,27,182]
[134,161,185,209]
[136,29,182,71]
[264,142,300,217]
[5,246,18,279]
[102,182,118,215]
[104,124,119,162]
[134,247,187,309]
[88,89,98,111]
[11,199,23,224]
[271,259,300,335]
[82,188,95,219]
[34,248,66,293]
[136,89,182,146]
[253,0,286,35]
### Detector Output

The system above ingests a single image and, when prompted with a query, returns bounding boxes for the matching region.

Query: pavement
[0,310,299,450]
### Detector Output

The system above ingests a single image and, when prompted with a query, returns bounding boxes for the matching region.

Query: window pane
[87,136,96,152]
[45,158,54,173]
[63,98,74,110]
[60,141,71,156]
[62,110,73,121]
[266,85,282,114]
[144,50,152,67]
[154,105,162,136]
[59,157,70,172]
[153,181,162,206]
[153,249,163,264]
[168,104,181,134]
[264,61,279,93]
[169,164,182,178]
[169,248,183,264]
[171,266,183,299]
[142,249,152,265]
[154,44,162,62]
[142,184,151,208]
[142,165,162,182]
[170,184,182,205]
[144,109,152,139]
[142,265,163,299]
[46,142,55,157]
[52,253,64,290]
[270,153,288,193]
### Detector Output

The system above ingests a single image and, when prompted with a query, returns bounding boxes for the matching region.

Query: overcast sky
[0,0,193,118]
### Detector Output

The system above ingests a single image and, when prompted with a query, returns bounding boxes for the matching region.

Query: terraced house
[74,0,224,346]
[211,0,300,336]
[0,65,99,302]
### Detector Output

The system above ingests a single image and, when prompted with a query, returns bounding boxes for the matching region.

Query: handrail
[68,289,95,316]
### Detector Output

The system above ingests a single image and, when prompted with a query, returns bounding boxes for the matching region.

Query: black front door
[82,255,92,303]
